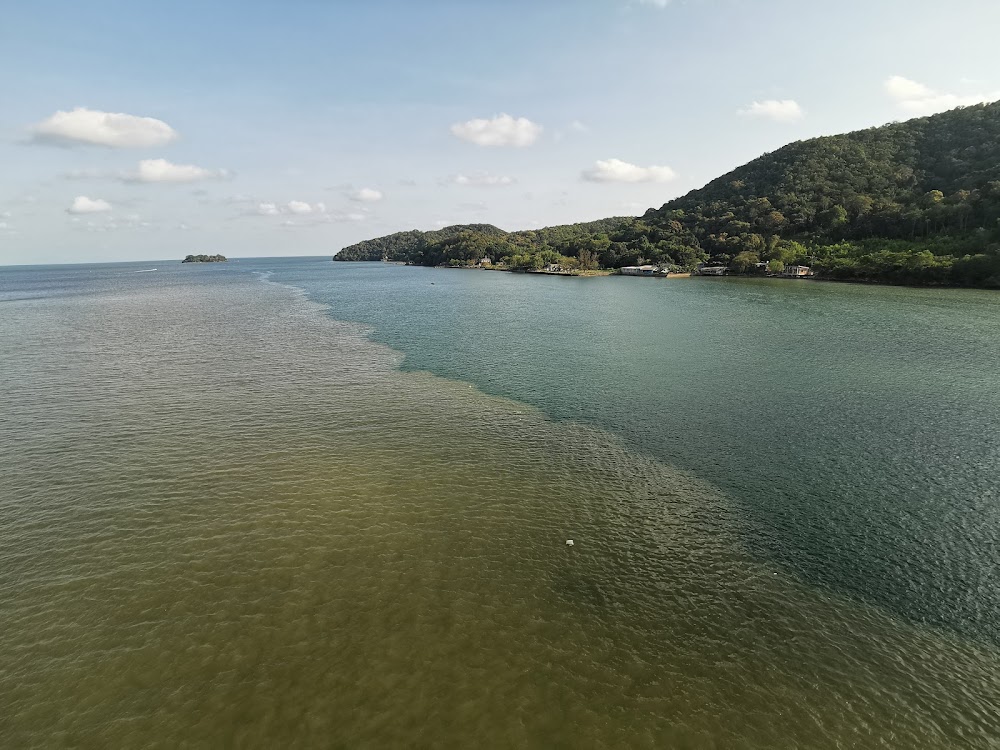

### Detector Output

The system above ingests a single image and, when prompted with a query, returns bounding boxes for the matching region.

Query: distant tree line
[182,254,227,263]
[336,102,1000,287]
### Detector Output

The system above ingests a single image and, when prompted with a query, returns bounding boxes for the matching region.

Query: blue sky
[2,0,999,264]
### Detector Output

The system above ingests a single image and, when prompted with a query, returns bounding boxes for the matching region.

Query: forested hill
[644,101,1000,284]
[336,102,1000,287]
[334,224,507,262]
[334,218,633,268]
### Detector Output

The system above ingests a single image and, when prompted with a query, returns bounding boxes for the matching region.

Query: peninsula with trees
[182,254,227,263]
[335,102,1000,288]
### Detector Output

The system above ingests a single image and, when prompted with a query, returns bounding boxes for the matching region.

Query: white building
[784,265,813,277]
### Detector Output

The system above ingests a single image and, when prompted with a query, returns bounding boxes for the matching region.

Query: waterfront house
[697,266,728,276]
[622,265,667,277]
[784,265,814,277]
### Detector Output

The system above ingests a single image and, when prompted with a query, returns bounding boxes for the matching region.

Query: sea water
[1,258,997,747]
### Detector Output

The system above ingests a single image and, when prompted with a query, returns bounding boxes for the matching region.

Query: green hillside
[336,102,1000,287]
[334,224,507,262]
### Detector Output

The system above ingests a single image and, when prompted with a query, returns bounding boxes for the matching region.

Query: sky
[1,0,999,264]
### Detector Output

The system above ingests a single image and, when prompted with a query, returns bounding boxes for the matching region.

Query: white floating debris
[566,540,574,546]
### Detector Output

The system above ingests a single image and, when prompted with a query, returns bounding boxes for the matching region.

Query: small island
[182,254,227,263]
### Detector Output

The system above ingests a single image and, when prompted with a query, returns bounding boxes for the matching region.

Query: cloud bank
[450,114,543,147]
[67,196,112,214]
[256,200,328,216]
[350,188,383,202]
[32,107,179,148]
[738,99,804,122]
[885,75,1000,116]
[128,159,227,183]
[582,158,675,183]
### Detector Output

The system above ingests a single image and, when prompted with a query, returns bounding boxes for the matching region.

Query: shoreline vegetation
[339,257,981,289]
[182,254,227,263]
[335,102,1000,289]
[447,263,614,277]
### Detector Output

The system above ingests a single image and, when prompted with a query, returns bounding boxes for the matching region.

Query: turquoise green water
[1,259,998,747]
[292,263,1000,644]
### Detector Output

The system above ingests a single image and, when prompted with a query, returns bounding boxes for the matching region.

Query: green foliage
[641,101,1000,286]
[182,254,227,263]
[335,217,705,272]
[337,102,1000,287]
[731,251,760,273]
[334,225,506,262]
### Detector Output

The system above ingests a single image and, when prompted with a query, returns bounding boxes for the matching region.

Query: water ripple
[0,272,997,748]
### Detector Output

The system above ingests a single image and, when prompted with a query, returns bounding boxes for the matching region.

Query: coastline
[465,265,691,279]
[337,260,995,290]
[686,272,998,291]
[471,266,612,278]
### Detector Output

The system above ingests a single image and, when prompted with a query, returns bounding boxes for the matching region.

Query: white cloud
[885,76,934,101]
[450,172,515,187]
[350,187,383,202]
[344,212,366,222]
[637,0,671,6]
[450,113,543,147]
[884,75,1000,116]
[253,200,328,217]
[128,158,227,183]
[32,107,178,148]
[67,196,112,214]
[62,160,227,183]
[738,99,804,122]
[570,119,589,133]
[582,158,676,184]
